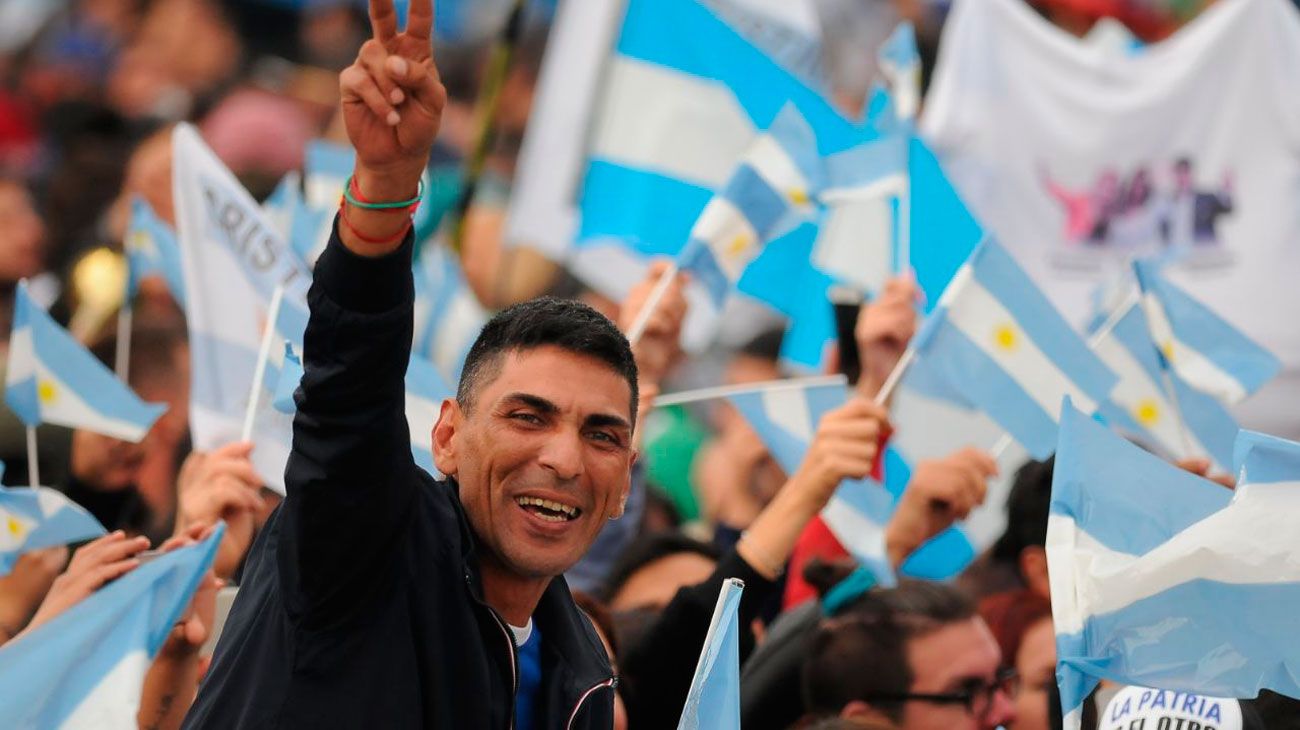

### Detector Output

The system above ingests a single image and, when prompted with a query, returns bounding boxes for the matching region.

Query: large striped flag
[1090,298,1240,470]
[1133,260,1280,405]
[907,238,1118,459]
[0,485,104,576]
[5,281,165,443]
[0,527,222,728]
[1048,402,1300,729]
[412,241,487,384]
[726,379,896,585]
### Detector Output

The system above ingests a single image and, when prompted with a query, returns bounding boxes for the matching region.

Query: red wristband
[338,204,412,246]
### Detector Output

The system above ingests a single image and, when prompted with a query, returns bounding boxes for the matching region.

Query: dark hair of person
[89,325,188,392]
[738,327,785,363]
[977,589,1052,673]
[456,295,639,424]
[599,532,721,604]
[990,456,1055,565]
[571,591,619,660]
[802,581,976,724]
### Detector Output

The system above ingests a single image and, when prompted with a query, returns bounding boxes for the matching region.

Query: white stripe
[1140,292,1247,404]
[35,487,66,517]
[813,197,893,295]
[33,366,151,443]
[58,650,149,729]
[820,174,908,204]
[821,495,888,562]
[693,197,761,279]
[430,292,485,382]
[946,278,1099,417]
[1045,514,1087,635]
[1090,330,1214,466]
[759,386,816,443]
[1049,480,1300,635]
[404,392,442,454]
[6,326,35,388]
[590,57,755,189]
[745,135,809,198]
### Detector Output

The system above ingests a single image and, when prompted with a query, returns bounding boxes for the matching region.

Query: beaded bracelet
[343,173,424,212]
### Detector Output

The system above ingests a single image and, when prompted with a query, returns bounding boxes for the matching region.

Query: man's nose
[537,429,583,481]
[983,686,1018,730]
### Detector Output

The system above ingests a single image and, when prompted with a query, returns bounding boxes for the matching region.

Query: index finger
[406,0,434,41]
[369,0,399,43]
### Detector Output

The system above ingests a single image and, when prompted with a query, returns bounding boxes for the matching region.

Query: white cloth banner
[921,0,1300,436]
[172,124,312,493]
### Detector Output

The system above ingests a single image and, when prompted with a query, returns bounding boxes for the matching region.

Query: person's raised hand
[20,530,150,636]
[787,397,889,511]
[855,275,920,400]
[175,441,264,579]
[156,523,223,658]
[342,0,445,185]
[885,447,997,566]
[1175,456,1236,490]
[0,546,69,645]
[619,261,688,387]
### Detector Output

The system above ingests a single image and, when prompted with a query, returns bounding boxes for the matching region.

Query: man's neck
[479,559,551,627]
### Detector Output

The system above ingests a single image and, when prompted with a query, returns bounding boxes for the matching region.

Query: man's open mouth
[515,496,582,523]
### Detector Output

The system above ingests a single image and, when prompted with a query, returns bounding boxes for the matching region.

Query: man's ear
[840,700,895,726]
[432,398,462,477]
[1020,545,1051,600]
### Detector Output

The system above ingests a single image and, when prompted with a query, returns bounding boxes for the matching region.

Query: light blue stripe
[901,526,976,581]
[679,238,731,307]
[1234,430,1300,486]
[617,0,861,155]
[1052,402,1229,556]
[1057,579,1300,718]
[5,372,38,427]
[304,138,354,179]
[916,312,1060,459]
[970,240,1118,404]
[577,161,713,256]
[0,488,104,574]
[879,22,919,74]
[764,105,824,189]
[735,222,836,371]
[825,134,907,191]
[1134,259,1279,396]
[126,197,186,305]
[406,353,455,402]
[722,164,788,236]
[909,137,983,313]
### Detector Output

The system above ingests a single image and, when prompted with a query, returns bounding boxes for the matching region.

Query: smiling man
[182,1,625,727]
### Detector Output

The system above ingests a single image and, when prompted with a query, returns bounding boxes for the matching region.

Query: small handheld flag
[677,577,744,730]
[1133,259,1279,405]
[5,281,165,444]
[877,22,921,123]
[0,525,223,729]
[0,485,105,576]
[1049,402,1300,729]
[905,239,1118,459]
[124,196,186,306]
[271,342,302,415]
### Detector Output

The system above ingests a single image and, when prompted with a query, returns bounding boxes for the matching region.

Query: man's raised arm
[278,0,447,623]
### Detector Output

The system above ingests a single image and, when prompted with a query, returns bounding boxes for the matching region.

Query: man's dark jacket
[182,228,616,729]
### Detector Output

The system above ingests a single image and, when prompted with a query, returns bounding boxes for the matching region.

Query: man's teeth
[515,496,579,521]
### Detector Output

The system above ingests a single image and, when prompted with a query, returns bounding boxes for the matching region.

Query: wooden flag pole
[26,426,39,486]
[652,375,849,409]
[242,285,285,443]
[624,263,680,346]
[114,304,133,381]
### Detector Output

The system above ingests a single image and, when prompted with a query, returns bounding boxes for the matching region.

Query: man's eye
[511,412,542,425]
[588,431,618,445]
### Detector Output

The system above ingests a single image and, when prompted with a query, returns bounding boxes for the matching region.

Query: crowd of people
[0,0,1297,729]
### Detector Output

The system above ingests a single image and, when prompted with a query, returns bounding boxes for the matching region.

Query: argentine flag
[0,526,222,728]
[412,242,487,383]
[271,342,302,415]
[677,106,822,308]
[726,379,895,585]
[1091,299,1240,470]
[877,22,921,123]
[124,196,186,306]
[907,238,1118,459]
[1049,402,1300,729]
[0,485,104,575]
[5,282,166,443]
[677,578,744,730]
[1133,260,1280,405]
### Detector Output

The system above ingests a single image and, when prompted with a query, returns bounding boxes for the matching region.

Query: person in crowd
[801,580,1018,729]
[978,589,1055,730]
[572,592,629,730]
[958,457,1055,602]
[602,533,721,613]
[181,3,658,725]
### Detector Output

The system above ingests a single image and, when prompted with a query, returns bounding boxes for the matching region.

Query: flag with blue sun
[5,281,165,444]
[906,238,1118,459]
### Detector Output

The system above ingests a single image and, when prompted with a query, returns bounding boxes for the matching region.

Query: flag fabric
[260,171,300,242]
[677,578,744,730]
[0,526,223,729]
[271,342,302,415]
[726,379,895,585]
[124,196,186,306]
[412,242,488,383]
[1091,299,1240,469]
[877,22,921,123]
[1048,401,1300,729]
[908,238,1118,459]
[676,105,822,307]
[1133,259,1280,405]
[5,281,165,443]
[822,134,909,203]
[172,123,313,493]
[0,485,104,576]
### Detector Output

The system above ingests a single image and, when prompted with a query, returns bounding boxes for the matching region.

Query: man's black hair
[600,532,721,604]
[456,296,639,425]
[990,456,1055,565]
[737,327,785,363]
[802,581,976,724]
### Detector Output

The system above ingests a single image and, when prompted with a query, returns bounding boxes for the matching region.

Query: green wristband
[343,174,424,210]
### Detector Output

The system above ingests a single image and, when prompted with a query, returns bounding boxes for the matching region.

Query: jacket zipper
[565,677,618,730]
[489,612,519,730]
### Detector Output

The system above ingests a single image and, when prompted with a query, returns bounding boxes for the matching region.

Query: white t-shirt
[509,619,533,648]
[921,0,1300,436]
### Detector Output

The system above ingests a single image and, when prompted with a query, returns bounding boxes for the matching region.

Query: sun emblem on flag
[787,188,810,206]
[37,379,58,405]
[992,324,1019,352]
[725,233,753,257]
[6,515,26,539]
[127,230,151,253]
[1133,399,1161,426]
[1161,341,1176,363]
